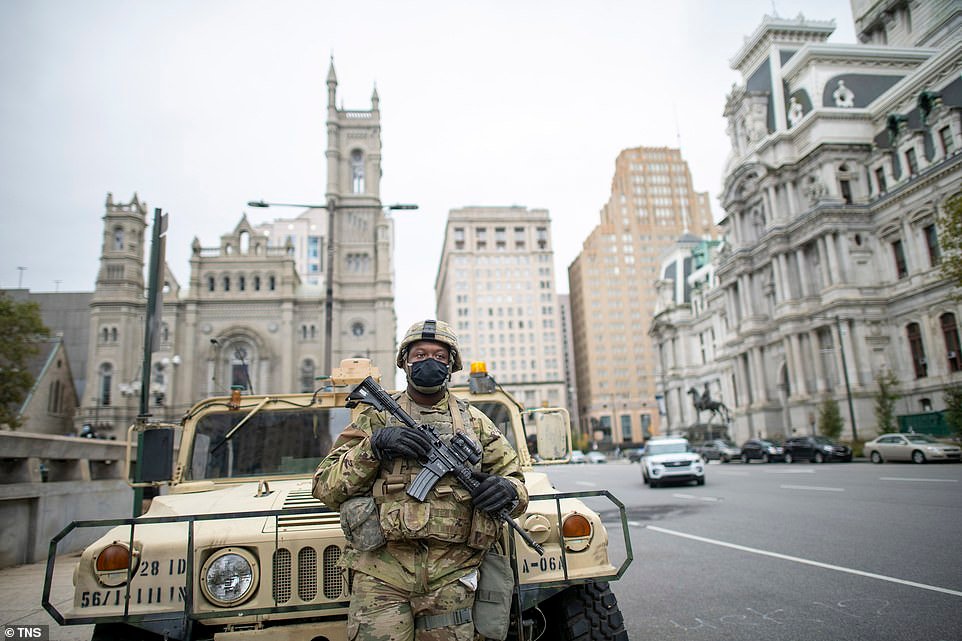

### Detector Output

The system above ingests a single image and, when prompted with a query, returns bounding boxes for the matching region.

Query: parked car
[586,451,608,464]
[783,436,852,463]
[864,433,962,464]
[623,448,644,463]
[697,439,741,463]
[740,439,785,463]
[569,449,587,464]
[641,437,705,487]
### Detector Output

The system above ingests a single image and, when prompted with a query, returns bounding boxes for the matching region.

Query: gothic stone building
[82,63,398,435]
[652,4,962,443]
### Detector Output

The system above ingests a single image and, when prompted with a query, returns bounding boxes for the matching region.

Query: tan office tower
[436,206,566,410]
[568,147,715,447]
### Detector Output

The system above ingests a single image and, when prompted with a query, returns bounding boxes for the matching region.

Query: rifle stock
[346,377,545,555]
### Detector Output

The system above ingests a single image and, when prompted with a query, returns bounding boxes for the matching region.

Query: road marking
[880,477,959,483]
[574,481,597,487]
[647,525,962,598]
[766,468,816,474]
[627,521,643,527]
[780,484,845,492]
[672,493,719,502]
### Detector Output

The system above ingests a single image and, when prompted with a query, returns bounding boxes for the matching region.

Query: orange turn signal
[562,513,592,538]
[96,543,131,572]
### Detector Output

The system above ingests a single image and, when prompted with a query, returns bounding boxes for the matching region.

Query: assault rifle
[346,376,545,555]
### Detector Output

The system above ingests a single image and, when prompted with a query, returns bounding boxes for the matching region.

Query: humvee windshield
[187,407,353,480]
[469,400,518,451]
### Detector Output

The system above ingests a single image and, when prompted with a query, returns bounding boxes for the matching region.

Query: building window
[892,240,908,279]
[924,224,941,267]
[907,322,928,379]
[208,276,215,292]
[939,126,955,156]
[905,147,919,176]
[111,327,118,342]
[231,347,251,390]
[254,276,261,291]
[495,227,506,250]
[620,415,632,441]
[536,227,548,249]
[875,167,887,193]
[351,149,365,194]
[99,363,113,406]
[839,179,852,204]
[300,359,316,393]
[308,236,320,259]
[476,227,487,250]
[454,228,465,250]
[941,313,962,373]
[239,275,246,291]
[352,322,365,337]
[113,227,124,251]
[269,275,276,291]
[223,276,231,291]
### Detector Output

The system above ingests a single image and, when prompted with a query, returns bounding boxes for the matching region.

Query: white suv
[641,437,706,488]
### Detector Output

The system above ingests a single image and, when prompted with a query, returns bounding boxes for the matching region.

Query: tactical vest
[370,393,500,550]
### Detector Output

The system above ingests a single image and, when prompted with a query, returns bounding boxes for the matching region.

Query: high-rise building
[436,206,566,410]
[568,147,716,446]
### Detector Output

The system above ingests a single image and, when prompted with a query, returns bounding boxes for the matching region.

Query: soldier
[313,319,528,641]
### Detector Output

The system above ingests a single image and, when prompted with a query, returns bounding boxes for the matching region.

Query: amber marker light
[470,361,488,374]
[561,513,593,552]
[95,543,136,587]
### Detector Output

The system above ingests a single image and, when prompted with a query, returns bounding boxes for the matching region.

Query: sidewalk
[0,554,92,641]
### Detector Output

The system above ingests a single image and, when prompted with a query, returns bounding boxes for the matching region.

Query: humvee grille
[273,548,292,603]
[272,545,345,604]
[298,547,317,601]
[322,545,342,599]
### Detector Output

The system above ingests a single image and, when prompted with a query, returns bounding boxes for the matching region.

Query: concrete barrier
[0,432,136,568]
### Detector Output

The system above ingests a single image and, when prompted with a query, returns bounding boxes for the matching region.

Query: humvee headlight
[201,548,258,606]
[95,542,137,587]
[561,513,593,552]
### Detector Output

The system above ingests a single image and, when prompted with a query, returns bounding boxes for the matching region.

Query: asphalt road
[542,459,962,641]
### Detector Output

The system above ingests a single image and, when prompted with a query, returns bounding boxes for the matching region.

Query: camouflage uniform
[313,390,527,641]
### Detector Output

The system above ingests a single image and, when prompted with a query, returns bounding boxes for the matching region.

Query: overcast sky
[0,0,855,345]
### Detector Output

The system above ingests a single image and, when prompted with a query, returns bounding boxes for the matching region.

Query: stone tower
[324,59,396,375]
[84,193,149,433]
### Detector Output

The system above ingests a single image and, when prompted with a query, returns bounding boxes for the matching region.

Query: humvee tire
[544,580,629,640]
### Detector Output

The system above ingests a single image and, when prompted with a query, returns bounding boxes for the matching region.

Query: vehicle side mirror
[529,408,571,463]
[127,425,177,486]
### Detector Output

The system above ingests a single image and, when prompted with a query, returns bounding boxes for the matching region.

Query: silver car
[864,433,962,464]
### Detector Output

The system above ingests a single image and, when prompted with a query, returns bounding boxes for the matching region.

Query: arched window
[208,276,215,292]
[101,327,109,343]
[231,346,252,391]
[223,276,231,292]
[300,359,316,393]
[301,325,308,340]
[310,325,317,339]
[239,275,246,292]
[941,312,961,373]
[351,149,365,193]
[239,231,250,254]
[269,275,276,291]
[113,226,124,251]
[907,322,928,379]
[99,363,113,406]
[254,275,261,291]
[111,327,118,342]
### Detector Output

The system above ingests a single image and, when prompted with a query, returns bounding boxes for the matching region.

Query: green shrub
[818,397,844,440]
[943,384,962,440]
[874,369,900,434]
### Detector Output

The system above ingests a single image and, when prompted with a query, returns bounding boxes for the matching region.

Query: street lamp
[814,314,858,442]
[247,199,417,375]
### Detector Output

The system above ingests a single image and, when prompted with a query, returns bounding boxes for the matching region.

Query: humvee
[43,359,631,640]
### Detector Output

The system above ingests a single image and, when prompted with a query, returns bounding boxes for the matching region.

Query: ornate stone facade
[651,7,962,443]
[81,63,397,435]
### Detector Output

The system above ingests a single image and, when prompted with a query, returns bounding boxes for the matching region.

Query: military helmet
[396,319,462,372]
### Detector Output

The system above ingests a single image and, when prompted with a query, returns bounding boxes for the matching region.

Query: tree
[874,369,901,434]
[937,192,962,294]
[818,397,844,440]
[944,384,962,440]
[0,293,49,429]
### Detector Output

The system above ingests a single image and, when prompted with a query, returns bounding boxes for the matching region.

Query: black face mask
[408,358,449,393]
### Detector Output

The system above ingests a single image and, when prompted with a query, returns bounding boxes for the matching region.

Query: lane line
[780,484,845,492]
[574,481,597,487]
[766,469,816,474]
[647,525,962,598]
[672,493,720,502]
[880,477,958,483]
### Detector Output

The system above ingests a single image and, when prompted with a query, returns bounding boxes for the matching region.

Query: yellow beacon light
[470,361,488,375]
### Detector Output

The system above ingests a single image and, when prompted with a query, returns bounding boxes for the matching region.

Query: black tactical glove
[470,470,518,515]
[370,427,432,462]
